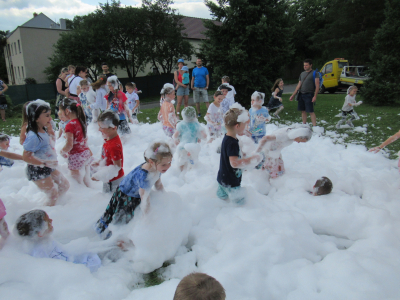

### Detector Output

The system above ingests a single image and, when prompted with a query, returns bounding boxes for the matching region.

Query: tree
[142,0,194,74]
[0,30,9,83]
[362,0,400,106]
[201,0,293,106]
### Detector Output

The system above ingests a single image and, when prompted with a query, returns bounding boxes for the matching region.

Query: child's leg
[227,186,246,205]
[83,165,91,187]
[51,169,70,197]
[336,114,346,128]
[34,176,59,206]
[274,106,284,116]
[71,169,83,184]
[217,184,229,200]
[0,218,9,240]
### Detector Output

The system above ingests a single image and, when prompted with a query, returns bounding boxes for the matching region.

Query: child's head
[251,91,265,107]
[181,66,189,73]
[144,142,173,173]
[68,65,75,74]
[16,210,53,239]
[0,133,10,150]
[271,78,284,92]
[182,106,197,122]
[347,86,358,96]
[218,83,231,97]
[74,66,87,77]
[221,75,230,84]
[160,83,175,100]
[58,109,68,122]
[173,272,226,300]
[59,98,87,138]
[313,176,333,196]
[125,82,136,94]
[26,100,52,135]
[91,75,107,90]
[287,124,312,143]
[79,80,90,93]
[213,91,224,105]
[224,103,249,135]
[107,75,120,92]
[97,110,119,139]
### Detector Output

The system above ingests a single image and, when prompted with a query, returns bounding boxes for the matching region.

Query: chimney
[33,13,38,18]
[60,18,67,30]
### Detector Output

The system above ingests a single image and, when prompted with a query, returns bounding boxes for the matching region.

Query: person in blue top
[94,141,173,240]
[0,134,23,171]
[191,58,210,118]
[249,91,271,143]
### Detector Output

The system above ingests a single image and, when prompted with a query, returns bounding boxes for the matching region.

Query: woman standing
[67,66,87,102]
[174,58,189,117]
[55,67,69,118]
[0,78,9,122]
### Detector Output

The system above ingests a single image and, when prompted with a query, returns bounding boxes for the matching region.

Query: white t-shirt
[342,95,356,111]
[126,91,139,111]
[206,103,224,124]
[68,75,85,96]
[226,84,236,102]
[92,86,108,110]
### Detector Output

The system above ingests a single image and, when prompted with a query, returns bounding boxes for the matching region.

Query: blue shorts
[176,86,189,96]
[251,135,264,144]
[217,183,245,205]
[297,93,314,113]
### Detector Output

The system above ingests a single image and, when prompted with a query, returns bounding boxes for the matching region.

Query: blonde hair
[79,79,89,87]
[224,108,241,129]
[347,85,358,94]
[173,273,226,300]
[144,142,173,163]
[68,65,75,71]
[221,75,230,83]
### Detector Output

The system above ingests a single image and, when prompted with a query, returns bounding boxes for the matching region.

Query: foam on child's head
[287,124,312,141]
[313,176,333,196]
[144,141,172,162]
[26,99,50,115]
[15,210,48,238]
[107,75,120,90]
[160,83,174,95]
[182,106,197,122]
[98,110,119,128]
[224,103,248,127]
[231,103,249,123]
[251,91,265,105]
[0,133,10,142]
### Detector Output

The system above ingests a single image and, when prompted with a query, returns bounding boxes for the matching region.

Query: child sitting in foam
[249,91,270,144]
[256,124,312,178]
[15,210,101,272]
[173,106,207,171]
[205,91,225,143]
[0,133,23,171]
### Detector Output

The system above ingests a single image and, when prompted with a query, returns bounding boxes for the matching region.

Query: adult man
[191,58,210,117]
[290,59,320,126]
[101,62,114,78]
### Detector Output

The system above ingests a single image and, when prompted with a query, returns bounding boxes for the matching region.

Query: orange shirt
[159,101,176,128]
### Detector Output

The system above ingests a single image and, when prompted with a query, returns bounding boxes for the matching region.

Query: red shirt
[64,119,89,155]
[101,135,124,181]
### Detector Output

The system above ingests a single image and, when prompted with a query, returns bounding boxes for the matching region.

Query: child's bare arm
[133,100,140,112]
[205,113,216,125]
[61,132,74,156]
[256,135,276,152]
[172,130,180,144]
[0,150,23,161]
[139,188,150,214]
[155,178,164,191]
[112,159,122,168]
[229,153,262,169]
[23,150,57,167]
[369,130,400,152]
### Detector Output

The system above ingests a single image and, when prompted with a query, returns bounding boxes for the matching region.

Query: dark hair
[173,273,226,300]
[74,66,87,76]
[98,110,120,128]
[125,82,136,89]
[92,75,107,90]
[59,98,87,138]
[221,75,230,83]
[214,90,223,97]
[314,177,333,196]
[21,102,29,126]
[16,210,47,237]
[304,59,313,65]
[0,133,10,142]
[271,78,283,92]
[26,101,52,140]
[101,62,108,66]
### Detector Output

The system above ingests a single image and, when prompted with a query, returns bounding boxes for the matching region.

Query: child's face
[294,137,308,143]
[278,80,284,88]
[155,157,172,173]
[98,122,117,139]
[81,85,90,93]
[167,90,175,100]
[59,108,71,120]
[235,121,247,135]
[126,86,134,94]
[107,83,115,92]
[349,88,358,96]
[214,95,224,105]
[0,140,10,150]
[221,89,228,96]
[58,110,68,122]
[36,110,52,128]
[251,98,263,108]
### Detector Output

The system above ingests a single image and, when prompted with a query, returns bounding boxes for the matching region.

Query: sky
[0,0,213,32]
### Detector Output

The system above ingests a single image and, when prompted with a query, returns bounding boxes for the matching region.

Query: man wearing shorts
[290,59,320,126]
[191,58,210,117]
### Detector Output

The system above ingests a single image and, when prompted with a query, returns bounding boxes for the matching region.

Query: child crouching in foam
[173,106,207,171]
[0,133,23,171]
[91,110,124,194]
[94,142,172,240]
[249,91,270,143]
[217,105,263,205]
[158,83,178,137]
[15,210,101,272]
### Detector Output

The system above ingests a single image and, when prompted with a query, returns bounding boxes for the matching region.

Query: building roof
[180,16,221,40]
[21,13,60,29]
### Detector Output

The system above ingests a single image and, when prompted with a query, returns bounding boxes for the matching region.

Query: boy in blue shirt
[249,91,271,143]
[217,105,263,205]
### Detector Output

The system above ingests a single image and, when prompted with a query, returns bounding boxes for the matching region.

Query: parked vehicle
[319,58,349,94]
[339,66,369,89]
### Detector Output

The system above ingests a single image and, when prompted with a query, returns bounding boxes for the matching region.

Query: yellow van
[319,58,349,93]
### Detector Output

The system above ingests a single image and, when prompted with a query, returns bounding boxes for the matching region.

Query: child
[125,82,140,122]
[15,210,101,272]
[173,106,207,171]
[205,91,225,143]
[0,198,9,249]
[249,91,270,143]
[91,110,124,193]
[267,78,284,118]
[218,83,234,115]
[256,124,312,179]
[336,86,362,128]
[59,98,92,186]
[79,79,96,124]
[0,133,23,171]
[158,83,178,137]
[173,272,226,300]
[312,176,333,196]
[105,76,132,135]
[182,66,190,85]
[217,106,263,204]
[94,142,172,240]
[57,109,70,139]
[89,75,108,123]
[22,100,70,206]
[221,75,236,105]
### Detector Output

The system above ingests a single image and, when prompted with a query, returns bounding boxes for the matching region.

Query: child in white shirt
[205,91,225,143]
[336,86,362,128]
[125,82,140,122]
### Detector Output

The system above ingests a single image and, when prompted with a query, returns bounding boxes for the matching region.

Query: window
[22,66,25,78]
[320,66,326,75]
[14,43,17,55]
[18,40,21,53]
[10,44,13,56]
[326,63,333,74]
[18,67,21,77]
